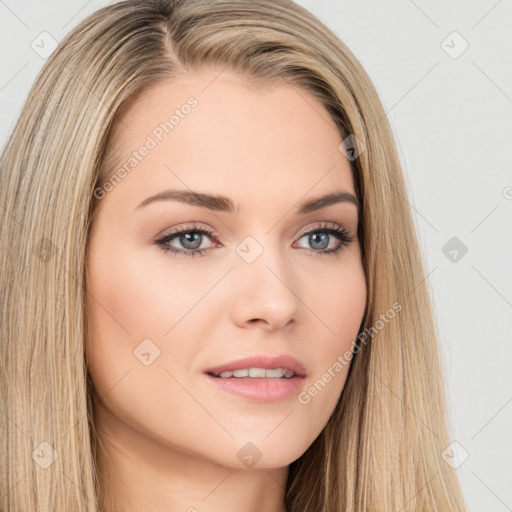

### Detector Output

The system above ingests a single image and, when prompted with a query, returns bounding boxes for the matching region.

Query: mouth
[207,367,296,379]
[204,354,307,402]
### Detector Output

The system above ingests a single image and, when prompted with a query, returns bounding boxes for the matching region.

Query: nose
[229,243,299,331]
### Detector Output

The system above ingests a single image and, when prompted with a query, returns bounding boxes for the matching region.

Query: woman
[0,0,467,510]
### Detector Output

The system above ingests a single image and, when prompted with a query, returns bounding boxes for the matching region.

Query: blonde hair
[0,0,466,510]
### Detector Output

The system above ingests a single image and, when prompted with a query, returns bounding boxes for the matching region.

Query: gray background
[1,1,511,510]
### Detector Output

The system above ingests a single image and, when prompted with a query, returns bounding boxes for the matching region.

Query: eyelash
[155,222,354,258]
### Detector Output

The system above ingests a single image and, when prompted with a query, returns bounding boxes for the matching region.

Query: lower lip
[205,374,306,402]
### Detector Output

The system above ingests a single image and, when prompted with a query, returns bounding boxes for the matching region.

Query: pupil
[310,232,329,250]
[180,232,202,250]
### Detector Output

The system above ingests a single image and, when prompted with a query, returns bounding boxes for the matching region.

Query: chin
[208,436,312,470]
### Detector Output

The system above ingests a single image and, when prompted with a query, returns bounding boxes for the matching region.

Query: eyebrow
[135,189,360,214]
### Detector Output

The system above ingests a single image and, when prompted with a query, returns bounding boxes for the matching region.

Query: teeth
[249,368,266,377]
[216,367,295,379]
[265,368,285,378]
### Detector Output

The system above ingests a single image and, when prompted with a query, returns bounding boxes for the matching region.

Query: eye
[155,223,218,258]
[155,221,355,258]
[292,222,354,256]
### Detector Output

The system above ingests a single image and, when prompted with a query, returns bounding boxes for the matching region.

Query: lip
[204,354,307,403]
[204,354,307,378]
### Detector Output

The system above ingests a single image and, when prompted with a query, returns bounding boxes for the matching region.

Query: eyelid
[155,222,221,243]
[294,221,352,239]
[156,221,352,243]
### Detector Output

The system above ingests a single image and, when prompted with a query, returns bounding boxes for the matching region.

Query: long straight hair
[0,1,466,510]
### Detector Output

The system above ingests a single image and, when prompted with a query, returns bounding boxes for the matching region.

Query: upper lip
[205,354,307,377]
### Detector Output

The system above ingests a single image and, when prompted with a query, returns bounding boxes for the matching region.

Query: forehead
[100,70,356,213]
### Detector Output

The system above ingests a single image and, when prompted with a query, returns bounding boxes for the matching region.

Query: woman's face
[85,70,367,470]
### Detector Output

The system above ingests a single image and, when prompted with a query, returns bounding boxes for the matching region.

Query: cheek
[84,240,164,398]
[295,258,366,429]
[85,241,210,342]
[84,240,217,404]
[302,252,366,351]
[84,249,208,451]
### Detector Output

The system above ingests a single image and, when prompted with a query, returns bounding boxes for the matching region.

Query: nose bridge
[231,231,299,328]
[235,229,287,280]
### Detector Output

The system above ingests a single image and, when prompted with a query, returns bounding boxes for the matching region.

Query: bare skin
[85,68,367,512]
